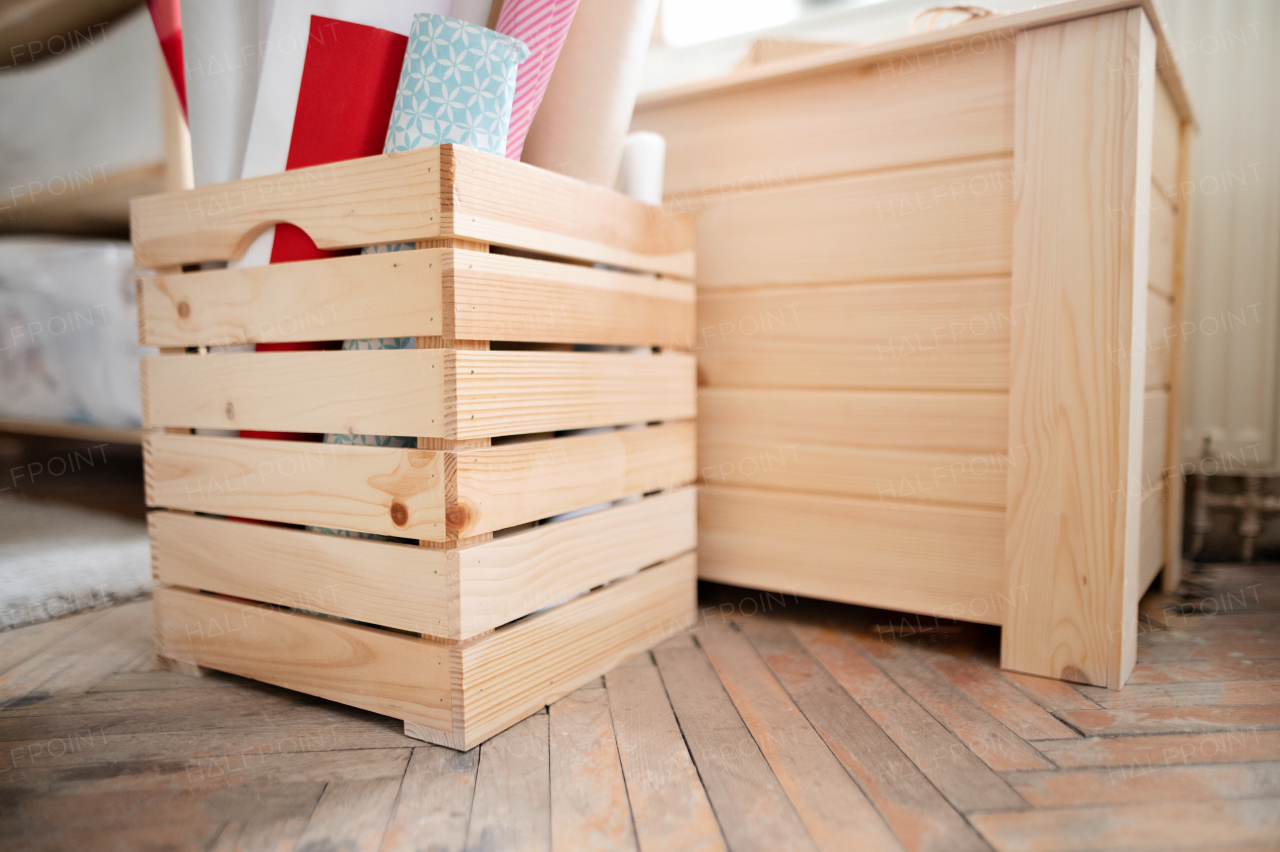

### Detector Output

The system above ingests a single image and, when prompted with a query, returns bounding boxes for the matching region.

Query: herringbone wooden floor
[1,562,1277,851]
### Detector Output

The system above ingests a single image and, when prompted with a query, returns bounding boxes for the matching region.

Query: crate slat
[142,350,696,439]
[139,250,444,348]
[452,422,695,538]
[143,433,447,539]
[141,350,447,436]
[149,488,695,640]
[130,146,694,277]
[452,351,696,440]
[448,251,694,347]
[157,553,696,749]
[153,584,455,729]
[138,248,696,349]
[144,424,695,540]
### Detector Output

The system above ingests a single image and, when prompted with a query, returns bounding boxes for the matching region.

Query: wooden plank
[150,488,694,640]
[1149,182,1176,297]
[449,250,695,347]
[144,434,447,540]
[1139,486,1167,593]
[698,389,1009,508]
[149,512,452,636]
[605,659,727,852]
[141,349,447,437]
[1004,761,1280,807]
[696,156,1014,289]
[0,602,154,705]
[1057,705,1280,737]
[652,638,821,852]
[131,146,694,276]
[130,148,445,268]
[746,619,991,852]
[1145,292,1173,389]
[455,489,696,637]
[1129,660,1280,684]
[848,633,1054,772]
[782,622,1025,813]
[465,713,551,852]
[452,350,695,440]
[1034,730,1280,769]
[549,687,638,852]
[919,648,1079,740]
[696,279,1013,390]
[633,45,1012,199]
[451,554,697,749]
[0,608,111,677]
[446,146,694,278]
[1152,76,1181,192]
[1002,9,1157,689]
[138,249,444,348]
[1142,390,1169,491]
[1163,118,1194,593]
[152,586,455,730]
[699,486,1006,626]
[1077,680,1280,709]
[293,777,405,852]
[634,0,1193,127]
[380,746,479,852]
[453,422,696,539]
[969,799,1280,852]
[697,622,905,852]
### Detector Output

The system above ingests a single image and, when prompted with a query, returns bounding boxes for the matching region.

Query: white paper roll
[619,131,665,205]
[520,0,661,187]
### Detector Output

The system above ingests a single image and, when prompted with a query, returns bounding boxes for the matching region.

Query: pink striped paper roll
[496,0,580,161]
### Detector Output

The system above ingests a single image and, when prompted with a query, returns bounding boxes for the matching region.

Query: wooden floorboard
[0,561,1276,850]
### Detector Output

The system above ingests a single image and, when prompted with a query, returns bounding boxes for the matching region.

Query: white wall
[641,0,1280,468]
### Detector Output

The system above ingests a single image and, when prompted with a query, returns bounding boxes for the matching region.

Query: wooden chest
[132,144,698,748]
[634,0,1194,688]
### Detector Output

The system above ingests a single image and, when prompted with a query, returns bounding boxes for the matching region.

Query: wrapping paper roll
[181,0,261,187]
[519,0,660,186]
[619,131,665,206]
[494,0,580,161]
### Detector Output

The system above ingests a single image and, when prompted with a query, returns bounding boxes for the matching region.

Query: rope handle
[909,5,996,34]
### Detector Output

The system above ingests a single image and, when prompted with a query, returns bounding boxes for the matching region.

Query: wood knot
[177,301,191,319]
[224,402,235,420]
[446,502,471,535]
[390,502,409,527]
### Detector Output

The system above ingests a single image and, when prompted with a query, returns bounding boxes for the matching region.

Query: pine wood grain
[452,422,696,538]
[696,278,1013,390]
[131,146,694,276]
[449,249,694,347]
[780,621,1025,814]
[1001,9,1157,689]
[141,349,447,436]
[1152,77,1182,192]
[465,713,551,852]
[1145,292,1173,389]
[605,658,728,852]
[695,156,1013,289]
[138,249,444,348]
[653,638,821,852]
[451,350,695,440]
[698,389,1009,508]
[698,486,1006,625]
[549,687,638,852]
[746,619,991,852]
[634,45,1012,199]
[1139,486,1168,593]
[144,434,448,540]
[697,622,905,852]
[1148,183,1177,297]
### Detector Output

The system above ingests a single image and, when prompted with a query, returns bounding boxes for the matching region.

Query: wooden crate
[132,144,698,749]
[634,0,1195,688]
